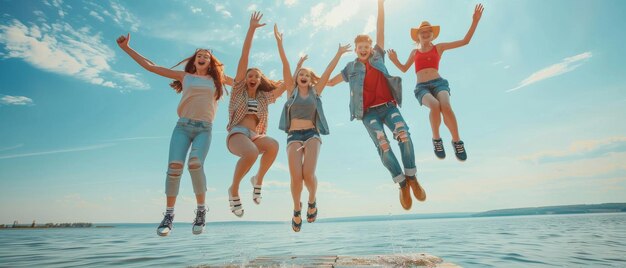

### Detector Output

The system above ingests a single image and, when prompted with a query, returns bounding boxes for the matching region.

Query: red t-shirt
[362,60,395,110]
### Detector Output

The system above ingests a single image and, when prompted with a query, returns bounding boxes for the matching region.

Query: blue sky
[1,0,625,224]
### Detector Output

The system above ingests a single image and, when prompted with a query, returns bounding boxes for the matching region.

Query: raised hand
[273,24,283,43]
[297,55,308,66]
[387,49,398,62]
[250,11,266,29]
[337,43,352,55]
[116,33,130,49]
[473,4,484,22]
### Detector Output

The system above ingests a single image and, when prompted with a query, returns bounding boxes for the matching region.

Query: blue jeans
[165,118,212,197]
[362,103,417,183]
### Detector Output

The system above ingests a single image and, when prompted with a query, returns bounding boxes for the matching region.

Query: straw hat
[410,21,440,42]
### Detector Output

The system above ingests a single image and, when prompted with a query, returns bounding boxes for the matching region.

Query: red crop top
[414,47,440,72]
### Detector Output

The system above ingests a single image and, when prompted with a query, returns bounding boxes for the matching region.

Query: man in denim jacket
[327,0,426,210]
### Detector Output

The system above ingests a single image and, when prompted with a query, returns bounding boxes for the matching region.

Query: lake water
[1,213,625,267]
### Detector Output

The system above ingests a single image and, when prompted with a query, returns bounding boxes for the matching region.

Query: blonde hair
[295,67,321,86]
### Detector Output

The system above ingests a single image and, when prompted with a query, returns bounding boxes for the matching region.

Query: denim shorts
[227,125,263,142]
[287,128,321,146]
[414,77,451,105]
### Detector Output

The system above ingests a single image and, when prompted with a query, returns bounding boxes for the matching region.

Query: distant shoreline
[3,202,625,228]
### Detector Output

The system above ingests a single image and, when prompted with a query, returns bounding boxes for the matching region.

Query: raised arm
[116,33,185,81]
[273,24,294,94]
[224,75,234,87]
[274,55,308,97]
[294,55,307,80]
[376,0,385,49]
[326,73,344,87]
[315,44,351,95]
[438,4,484,53]
[387,49,416,73]
[234,12,266,82]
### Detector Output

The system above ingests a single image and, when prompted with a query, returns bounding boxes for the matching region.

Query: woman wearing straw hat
[388,4,484,161]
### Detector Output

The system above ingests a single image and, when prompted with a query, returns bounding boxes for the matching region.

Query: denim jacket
[278,86,330,135]
[340,44,402,121]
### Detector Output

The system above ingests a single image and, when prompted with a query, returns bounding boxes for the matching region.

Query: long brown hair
[169,49,224,100]
[246,68,280,92]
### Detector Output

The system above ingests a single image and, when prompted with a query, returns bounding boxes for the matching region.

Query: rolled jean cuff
[393,174,406,183]
[404,168,417,177]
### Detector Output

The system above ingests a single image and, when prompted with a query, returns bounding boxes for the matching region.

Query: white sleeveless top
[177,74,218,122]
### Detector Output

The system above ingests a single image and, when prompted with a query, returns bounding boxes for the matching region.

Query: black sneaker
[157,213,174,236]
[452,140,467,161]
[432,138,446,159]
[192,209,206,235]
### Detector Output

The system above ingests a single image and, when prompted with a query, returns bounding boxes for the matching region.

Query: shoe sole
[157,230,170,237]
[192,228,204,235]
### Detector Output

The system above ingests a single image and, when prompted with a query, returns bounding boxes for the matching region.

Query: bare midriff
[289,119,315,131]
[238,114,260,130]
[416,68,441,83]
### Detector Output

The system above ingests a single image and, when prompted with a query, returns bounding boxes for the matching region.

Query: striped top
[246,98,259,114]
[227,80,278,134]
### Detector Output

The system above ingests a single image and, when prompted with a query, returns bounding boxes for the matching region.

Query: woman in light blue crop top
[117,33,225,237]
[274,24,352,232]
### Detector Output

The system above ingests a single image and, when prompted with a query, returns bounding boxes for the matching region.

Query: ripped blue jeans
[362,102,417,183]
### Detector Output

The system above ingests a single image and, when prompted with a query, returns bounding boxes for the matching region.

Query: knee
[188,157,202,170]
[265,138,280,154]
[440,102,452,114]
[375,130,391,152]
[241,148,259,161]
[167,162,183,178]
[429,103,441,113]
[303,173,316,182]
[396,130,410,143]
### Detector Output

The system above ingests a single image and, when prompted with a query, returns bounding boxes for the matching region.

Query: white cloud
[251,52,274,66]
[0,95,34,106]
[215,4,232,18]
[0,143,116,160]
[270,162,290,173]
[247,4,258,12]
[89,10,104,22]
[263,180,290,188]
[0,19,148,90]
[507,52,592,92]
[362,15,376,34]
[285,0,298,7]
[300,0,362,37]
[520,136,626,164]
[104,1,140,31]
[190,6,202,14]
[0,144,24,152]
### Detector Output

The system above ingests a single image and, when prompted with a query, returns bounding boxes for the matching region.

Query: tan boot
[399,182,412,210]
[406,176,427,202]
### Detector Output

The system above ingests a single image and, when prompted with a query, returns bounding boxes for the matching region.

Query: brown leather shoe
[399,182,412,210]
[406,176,426,202]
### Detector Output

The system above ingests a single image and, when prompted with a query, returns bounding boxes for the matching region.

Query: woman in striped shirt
[225,12,283,217]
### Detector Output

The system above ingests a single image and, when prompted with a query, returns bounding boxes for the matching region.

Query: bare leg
[436,91,461,142]
[287,142,304,225]
[421,93,442,140]
[227,134,259,197]
[302,139,320,219]
[252,136,279,185]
